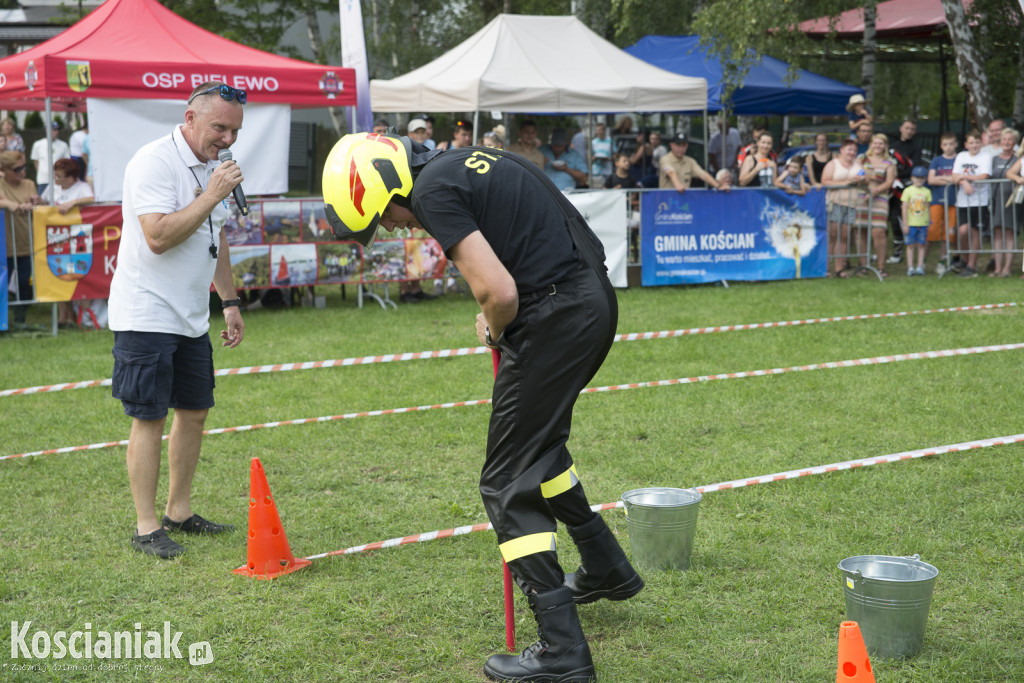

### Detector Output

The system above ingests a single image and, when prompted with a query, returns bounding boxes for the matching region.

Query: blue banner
[641,188,828,286]
[1,209,7,331]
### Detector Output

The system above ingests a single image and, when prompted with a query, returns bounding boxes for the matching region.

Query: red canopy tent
[798,0,971,40]
[0,0,355,111]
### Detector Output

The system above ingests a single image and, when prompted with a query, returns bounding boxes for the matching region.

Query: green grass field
[2,272,1023,682]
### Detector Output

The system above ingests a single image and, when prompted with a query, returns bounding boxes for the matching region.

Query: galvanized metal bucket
[621,487,701,571]
[838,554,939,659]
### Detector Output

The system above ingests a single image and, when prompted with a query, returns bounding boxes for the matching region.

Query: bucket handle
[903,554,921,561]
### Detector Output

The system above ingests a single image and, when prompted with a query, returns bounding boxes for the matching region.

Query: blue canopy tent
[624,35,862,115]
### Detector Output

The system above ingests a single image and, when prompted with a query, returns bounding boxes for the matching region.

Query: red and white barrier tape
[4,341,1023,462]
[299,431,1024,563]
[2,302,1015,398]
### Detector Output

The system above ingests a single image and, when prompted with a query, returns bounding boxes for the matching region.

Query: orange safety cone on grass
[233,457,311,579]
[837,620,876,683]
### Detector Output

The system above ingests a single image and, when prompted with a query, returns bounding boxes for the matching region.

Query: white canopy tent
[369,14,707,113]
[370,15,707,289]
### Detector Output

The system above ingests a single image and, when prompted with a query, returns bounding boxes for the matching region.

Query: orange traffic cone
[837,620,876,683]
[233,457,311,579]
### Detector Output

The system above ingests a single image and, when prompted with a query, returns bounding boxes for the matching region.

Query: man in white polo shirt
[30,120,71,197]
[108,81,247,559]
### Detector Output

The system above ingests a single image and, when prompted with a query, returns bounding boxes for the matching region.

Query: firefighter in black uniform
[322,133,643,682]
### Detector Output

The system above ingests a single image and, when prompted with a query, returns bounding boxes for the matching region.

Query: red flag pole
[492,348,516,653]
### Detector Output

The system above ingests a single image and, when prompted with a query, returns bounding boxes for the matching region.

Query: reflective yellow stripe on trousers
[499,532,558,562]
[540,464,579,499]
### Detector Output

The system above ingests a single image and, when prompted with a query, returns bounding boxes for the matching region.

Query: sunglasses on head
[188,84,247,106]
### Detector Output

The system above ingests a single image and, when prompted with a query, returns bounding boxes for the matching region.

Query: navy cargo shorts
[111,331,215,420]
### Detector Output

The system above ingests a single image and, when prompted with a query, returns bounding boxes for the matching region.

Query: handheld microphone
[217,149,248,215]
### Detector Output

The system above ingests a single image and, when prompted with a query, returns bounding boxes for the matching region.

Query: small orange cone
[837,620,876,683]
[233,457,311,579]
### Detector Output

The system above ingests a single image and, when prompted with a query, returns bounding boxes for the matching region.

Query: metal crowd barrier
[6,179,1024,335]
[3,208,62,335]
[567,178,1024,280]
[938,178,1023,278]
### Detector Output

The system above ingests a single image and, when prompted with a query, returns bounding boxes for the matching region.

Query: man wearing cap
[660,132,723,192]
[540,128,587,191]
[406,118,430,145]
[30,120,71,197]
[322,132,643,682]
[108,81,246,560]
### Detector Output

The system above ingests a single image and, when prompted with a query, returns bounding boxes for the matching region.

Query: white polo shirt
[30,137,71,185]
[108,125,229,337]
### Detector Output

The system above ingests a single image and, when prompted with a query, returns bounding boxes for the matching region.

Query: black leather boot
[563,515,644,605]
[483,587,596,682]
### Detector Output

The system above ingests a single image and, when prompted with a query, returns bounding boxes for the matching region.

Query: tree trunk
[303,0,345,136]
[941,0,995,128]
[860,5,876,105]
[1013,26,1024,128]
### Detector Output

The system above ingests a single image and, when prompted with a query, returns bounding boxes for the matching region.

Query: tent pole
[939,43,949,136]
[473,111,480,144]
[586,112,593,187]
[45,97,53,200]
[720,107,729,176]
[703,108,709,171]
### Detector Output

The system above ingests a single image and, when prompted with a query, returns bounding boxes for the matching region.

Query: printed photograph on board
[270,243,318,287]
[302,201,335,242]
[363,240,406,282]
[262,200,303,244]
[318,243,363,284]
[225,203,264,246]
[230,245,271,290]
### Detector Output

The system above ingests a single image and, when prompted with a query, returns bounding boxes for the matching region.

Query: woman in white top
[821,139,866,277]
[49,157,94,214]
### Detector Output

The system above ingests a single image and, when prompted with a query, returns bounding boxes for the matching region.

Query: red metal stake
[492,348,516,653]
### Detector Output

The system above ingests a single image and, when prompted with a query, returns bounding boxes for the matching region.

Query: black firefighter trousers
[481,265,618,594]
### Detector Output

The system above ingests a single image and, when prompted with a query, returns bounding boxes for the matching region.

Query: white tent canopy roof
[370,14,707,113]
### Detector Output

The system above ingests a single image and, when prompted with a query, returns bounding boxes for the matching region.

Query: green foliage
[159,0,230,35]
[159,0,301,58]
[687,0,1022,122]
[609,0,698,46]
[22,111,43,130]
[964,0,1023,118]
[691,0,860,97]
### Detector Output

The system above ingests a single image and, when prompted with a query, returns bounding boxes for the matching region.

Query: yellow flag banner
[31,204,123,302]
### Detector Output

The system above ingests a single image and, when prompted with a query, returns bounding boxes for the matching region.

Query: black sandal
[162,514,234,535]
[132,528,186,559]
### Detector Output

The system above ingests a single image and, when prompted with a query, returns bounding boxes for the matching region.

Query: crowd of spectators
[3,114,95,328]
[537,106,1023,281]
[7,109,1024,331]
